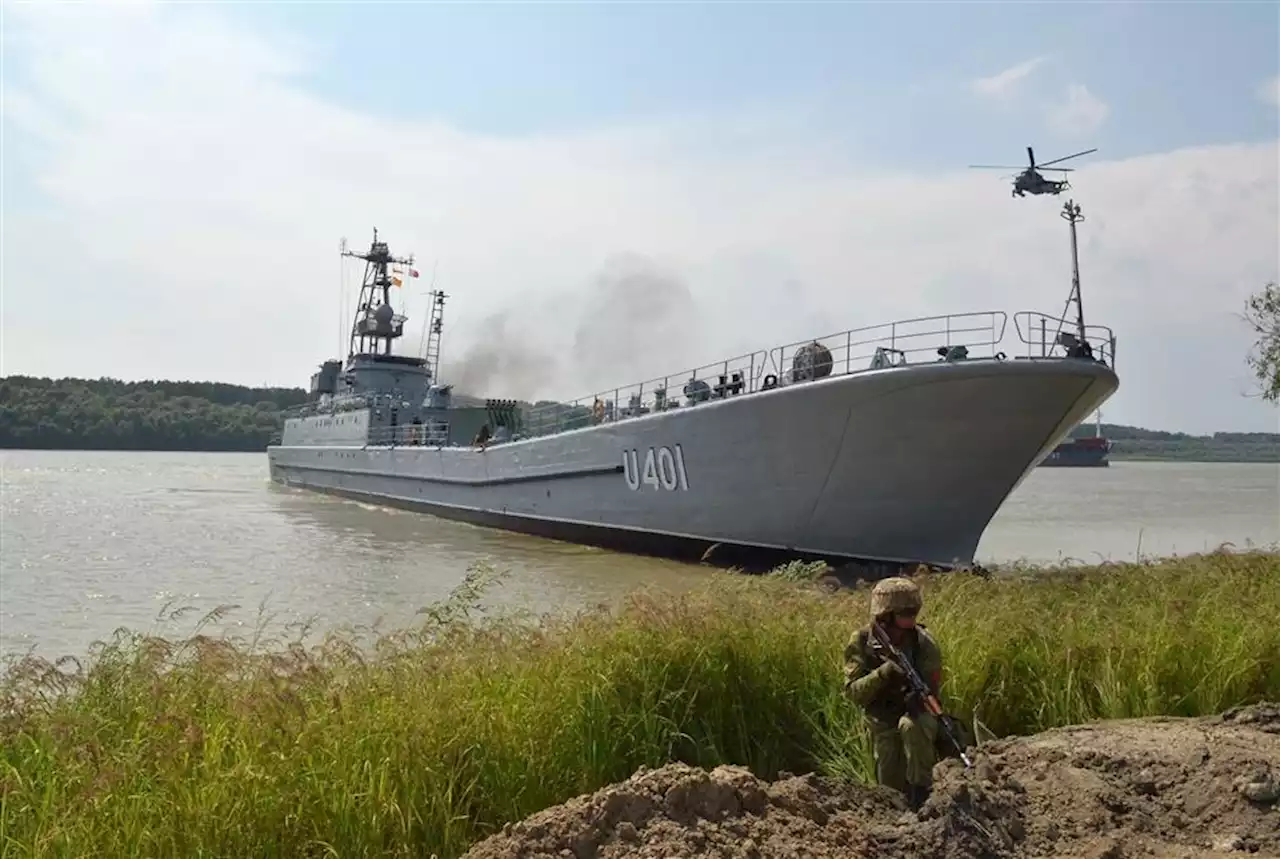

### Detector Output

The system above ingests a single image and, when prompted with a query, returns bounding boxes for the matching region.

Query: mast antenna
[423,284,449,385]
[338,236,349,357]
[1060,199,1087,346]
[417,259,439,356]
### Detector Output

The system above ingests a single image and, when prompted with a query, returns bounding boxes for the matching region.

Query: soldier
[842,575,942,810]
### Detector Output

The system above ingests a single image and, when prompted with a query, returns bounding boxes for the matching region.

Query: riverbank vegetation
[3,374,1278,460]
[2,549,1277,858]
[0,376,307,451]
[1088,423,1280,463]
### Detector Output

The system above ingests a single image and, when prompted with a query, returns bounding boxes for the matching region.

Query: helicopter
[969,146,1097,197]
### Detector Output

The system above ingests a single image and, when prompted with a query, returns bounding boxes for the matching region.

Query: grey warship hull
[268,350,1116,568]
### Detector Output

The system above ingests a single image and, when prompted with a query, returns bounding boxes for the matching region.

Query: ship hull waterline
[267,357,1119,571]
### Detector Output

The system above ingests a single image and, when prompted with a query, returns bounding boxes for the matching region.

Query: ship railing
[363,423,453,448]
[282,393,369,419]
[282,390,419,420]
[520,310,1010,440]
[1013,311,1116,369]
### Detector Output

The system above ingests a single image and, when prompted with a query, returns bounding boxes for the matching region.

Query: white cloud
[1259,76,1280,107]
[971,56,1049,99]
[1046,83,1111,137]
[2,4,1278,433]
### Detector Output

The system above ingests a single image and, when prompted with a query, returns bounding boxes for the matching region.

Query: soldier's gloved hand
[875,659,904,679]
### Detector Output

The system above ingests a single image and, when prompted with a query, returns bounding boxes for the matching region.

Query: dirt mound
[462,703,1280,859]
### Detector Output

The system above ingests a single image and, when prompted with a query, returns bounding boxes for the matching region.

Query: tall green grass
[2,549,1277,859]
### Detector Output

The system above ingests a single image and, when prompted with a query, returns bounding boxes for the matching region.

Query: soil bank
[463,703,1280,859]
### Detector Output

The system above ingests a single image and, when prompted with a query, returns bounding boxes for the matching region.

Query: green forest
[0,376,308,451]
[1,375,1277,460]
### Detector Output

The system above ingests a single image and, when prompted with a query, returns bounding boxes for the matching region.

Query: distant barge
[1039,434,1111,467]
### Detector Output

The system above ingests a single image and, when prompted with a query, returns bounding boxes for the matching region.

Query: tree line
[0,376,308,451]
[1067,422,1280,461]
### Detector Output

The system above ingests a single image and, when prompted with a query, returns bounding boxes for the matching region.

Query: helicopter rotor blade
[1027,146,1036,168]
[1038,147,1098,168]
[1038,167,1074,172]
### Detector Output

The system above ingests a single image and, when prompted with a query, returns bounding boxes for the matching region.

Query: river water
[2,450,1277,661]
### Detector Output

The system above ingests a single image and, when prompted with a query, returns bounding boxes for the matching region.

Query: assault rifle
[870,621,974,768]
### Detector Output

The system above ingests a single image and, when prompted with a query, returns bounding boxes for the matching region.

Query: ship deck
[321,307,1117,448]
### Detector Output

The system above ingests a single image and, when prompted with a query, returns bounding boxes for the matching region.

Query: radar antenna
[342,228,415,359]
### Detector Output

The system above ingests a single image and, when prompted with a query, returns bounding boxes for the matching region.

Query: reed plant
[2,548,1277,859]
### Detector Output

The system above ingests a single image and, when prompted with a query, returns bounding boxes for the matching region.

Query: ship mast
[423,288,448,383]
[343,228,414,359]
[1062,198,1106,437]
[1061,199,1087,346]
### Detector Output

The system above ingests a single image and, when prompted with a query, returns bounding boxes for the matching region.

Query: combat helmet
[869,576,922,620]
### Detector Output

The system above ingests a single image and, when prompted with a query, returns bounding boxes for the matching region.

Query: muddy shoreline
[464,704,1280,859]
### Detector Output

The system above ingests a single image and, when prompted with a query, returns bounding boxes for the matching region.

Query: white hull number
[623,444,689,492]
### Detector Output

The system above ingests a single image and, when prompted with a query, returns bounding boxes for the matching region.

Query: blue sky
[3,1,1278,432]
[237,1,1279,161]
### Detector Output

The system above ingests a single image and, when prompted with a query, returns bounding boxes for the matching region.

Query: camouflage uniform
[842,577,942,807]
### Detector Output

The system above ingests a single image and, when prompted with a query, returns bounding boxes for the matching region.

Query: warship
[267,200,1119,570]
